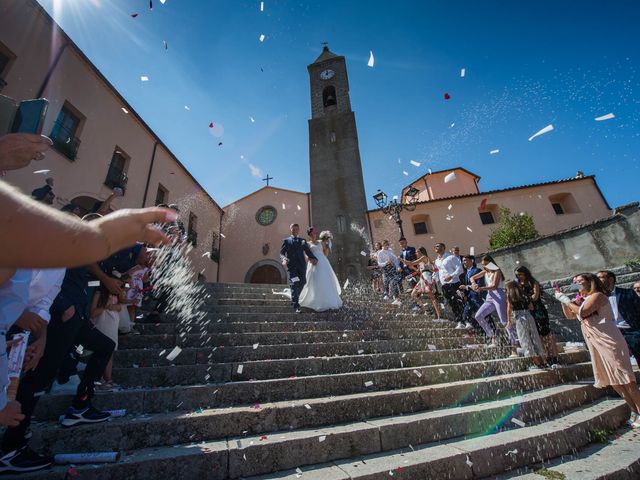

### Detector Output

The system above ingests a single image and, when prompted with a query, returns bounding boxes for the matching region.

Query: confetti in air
[163,40,168,50]
[184,106,190,110]
[460,68,466,77]
[250,116,255,123]
[360,251,368,256]
[367,51,375,67]
[33,169,50,174]
[121,107,128,114]
[140,75,149,82]
[447,204,452,210]
[259,34,265,42]
[409,160,421,167]
[402,171,409,176]
[594,113,615,121]
[260,1,264,11]
[466,226,473,232]
[131,13,138,18]
[490,149,499,154]
[444,93,451,100]
[444,172,456,183]
[343,279,349,290]
[528,124,554,141]
[470,246,475,256]
[479,198,488,210]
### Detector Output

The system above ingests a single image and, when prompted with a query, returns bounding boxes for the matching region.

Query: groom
[280,223,318,312]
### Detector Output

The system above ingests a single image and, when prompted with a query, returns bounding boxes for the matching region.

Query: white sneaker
[464,322,474,329]
[49,375,80,395]
[391,299,402,306]
[528,365,542,371]
[412,306,422,312]
[455,322,465,330]
[383,295,389,300]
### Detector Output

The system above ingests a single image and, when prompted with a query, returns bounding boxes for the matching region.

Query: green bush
[489,207,539,250]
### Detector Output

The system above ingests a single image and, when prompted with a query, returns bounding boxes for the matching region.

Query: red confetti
[395,467,404,473]
[131,13,139,18]
[252,403,261,409]
[259,435,268,441]
[444,93,451,100]
[169,172,175,175]
[209,122,214,128]
[67,467,78,476]
[479,198,488,210]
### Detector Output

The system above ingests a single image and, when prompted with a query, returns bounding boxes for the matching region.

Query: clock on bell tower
[307,45,369,282]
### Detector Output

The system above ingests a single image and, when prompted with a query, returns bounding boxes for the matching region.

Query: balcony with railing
[50,120,81,161]
[104,164,128,193]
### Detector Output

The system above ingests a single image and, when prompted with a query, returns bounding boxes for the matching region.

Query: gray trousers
[513,310,545,357]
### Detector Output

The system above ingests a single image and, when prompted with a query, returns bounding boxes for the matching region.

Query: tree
[488,207,539,250]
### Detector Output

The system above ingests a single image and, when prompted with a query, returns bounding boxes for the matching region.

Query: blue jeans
[382,265,401,298]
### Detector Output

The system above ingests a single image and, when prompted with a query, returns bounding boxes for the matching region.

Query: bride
[299,228,343,311]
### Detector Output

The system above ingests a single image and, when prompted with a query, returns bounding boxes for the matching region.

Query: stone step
[244,399,628,480]
[118,331,479,350]
[33,365,593,455]
[111,347,514,387]
[158,311,446,324]
[205,304,413,314]
[33,352,589,421]
[23,396,628,480]
[135,319,452,335]
[497,427,640,479]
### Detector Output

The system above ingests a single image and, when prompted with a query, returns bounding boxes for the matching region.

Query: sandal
[627,412,639,427]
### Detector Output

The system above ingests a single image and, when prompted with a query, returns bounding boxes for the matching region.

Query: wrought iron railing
[50,120,81,161]
[104,164,128,193]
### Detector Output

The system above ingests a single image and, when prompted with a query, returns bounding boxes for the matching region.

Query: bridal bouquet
[319,230,333,252]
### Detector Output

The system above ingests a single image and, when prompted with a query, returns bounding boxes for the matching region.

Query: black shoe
[0,446,53,473]
[60,405,111,427]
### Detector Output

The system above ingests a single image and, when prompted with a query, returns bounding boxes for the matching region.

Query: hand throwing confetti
[528,124,554,141]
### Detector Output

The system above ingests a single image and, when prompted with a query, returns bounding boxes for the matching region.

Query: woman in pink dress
[557,272,640,427]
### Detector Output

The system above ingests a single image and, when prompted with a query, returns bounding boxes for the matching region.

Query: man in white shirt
[433,243,464,326]
[377,240,402,306]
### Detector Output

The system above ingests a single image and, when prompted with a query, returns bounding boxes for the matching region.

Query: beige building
[369,167,612,255]
[219,186,311,284]
[0,0,223,280]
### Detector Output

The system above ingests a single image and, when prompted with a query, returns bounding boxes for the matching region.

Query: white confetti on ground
[528,124,554,141]
[573,253,581,260]
[595,112,615,121]
[343,279,350,290]
[367,51,375,67]
[427,344,436,351]
[511,418,526,427]
[364,381,374,387]
[318,435,326,442]
[140,75,149,82]
[166,346,182,361]
[357,349,364,354]
[304,404,311,410]
[252,343,259,350]
[237,364,244,374]
[490,149,499,154]
[413,369,422,378]
[410,160,421,167]
[360,251,368,256]
[259,34,265,42]
[444,172,457,183]
[438,368,445,374]
[466,456,473,467]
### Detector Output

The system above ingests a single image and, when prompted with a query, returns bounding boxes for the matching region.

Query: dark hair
[435,242,445,248]
[290,223,299,229]
[597,270,617,283]
[463,254,475,262]
[482,254,496,264]
[576,272,607,295]
[505,280,528,306]
[514,266,538,286]
[418,247,428,257]
[307,227,316,236]
[399,237,407,242]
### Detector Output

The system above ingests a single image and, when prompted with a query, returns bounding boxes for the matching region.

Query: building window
[413,222,428,235]
[479,211,495,225]
[104,148,129,192]
[551,203,564,215]
[50,104,82,161]
[187,212,198,246]
[256,206,277,226]
[548,192,580,215]
[210,232,220,263]
[155,184,168,206]
[323,86,337,108]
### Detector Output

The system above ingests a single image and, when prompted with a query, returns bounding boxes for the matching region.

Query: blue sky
[38,0,639,209]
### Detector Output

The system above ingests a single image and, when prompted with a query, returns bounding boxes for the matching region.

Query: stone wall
[487,203,640,283]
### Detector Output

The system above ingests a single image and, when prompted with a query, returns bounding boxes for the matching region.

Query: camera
[0,94,49,136]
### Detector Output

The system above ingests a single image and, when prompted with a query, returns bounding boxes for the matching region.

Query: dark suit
[280,236,317,309]
[613,287,640,363]
[461,266,484,325]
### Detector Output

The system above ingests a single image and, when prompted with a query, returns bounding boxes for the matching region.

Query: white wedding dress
[299,242,343,311]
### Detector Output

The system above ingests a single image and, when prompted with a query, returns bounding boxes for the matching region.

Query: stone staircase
[11,282,640,479]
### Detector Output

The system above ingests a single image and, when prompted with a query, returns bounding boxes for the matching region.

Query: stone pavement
[8,281,640,479]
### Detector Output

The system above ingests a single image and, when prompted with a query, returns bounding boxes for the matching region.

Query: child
[90,282,121,391]
[124,265,150,331]
[505,280,547,370]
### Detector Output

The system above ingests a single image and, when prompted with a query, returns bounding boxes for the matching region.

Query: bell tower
[308,45,368,282]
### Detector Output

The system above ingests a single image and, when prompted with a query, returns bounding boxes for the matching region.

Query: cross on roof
[262,174,273,186]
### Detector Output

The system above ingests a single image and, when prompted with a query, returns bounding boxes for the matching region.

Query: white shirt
[377,248,400,269]
[609,288,631,329]
[27,269,65,323]
[434,253,463,285]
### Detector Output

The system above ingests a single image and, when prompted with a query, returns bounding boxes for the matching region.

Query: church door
[249,265,282,284]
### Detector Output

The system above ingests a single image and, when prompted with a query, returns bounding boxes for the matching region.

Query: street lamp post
[373,186,420,238]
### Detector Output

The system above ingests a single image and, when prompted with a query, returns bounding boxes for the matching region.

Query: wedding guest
[515,266,560,367]
[377,240,402,306]
[402,247,443,318]
[398,238,417,289]
[90,282,122,391]
[471,255,518,355]
[556,273,640,427]
[433,243,464,327]
[634,282,640,298]
[597,270,640,366]
[505,280,546,369]
[458,255,484,330]
[368,242,383,294]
